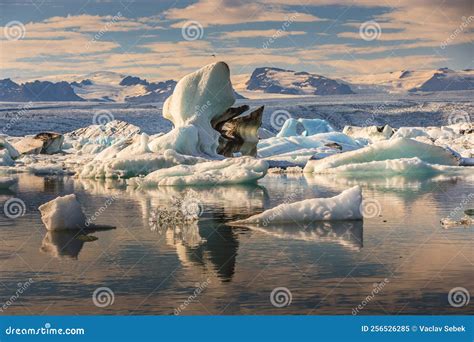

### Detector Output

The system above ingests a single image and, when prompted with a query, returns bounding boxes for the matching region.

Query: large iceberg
[149,62,235,158]
[304,138,461,173]
[74,62,268,180]
[230,186,362,225]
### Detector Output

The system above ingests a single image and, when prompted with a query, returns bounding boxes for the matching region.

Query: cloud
[0,14,156,40]
[336,1,473,48]
[136,41,299,77]
[218,29,306,39]
[0,1,471,80]
[35,13,154,32]
[165,0,323,27]
[0,13,156,73]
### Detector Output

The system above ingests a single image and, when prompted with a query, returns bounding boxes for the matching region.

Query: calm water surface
[0,173,473,315]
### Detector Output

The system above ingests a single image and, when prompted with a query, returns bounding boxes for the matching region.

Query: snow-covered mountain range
[347,68,474,94]
[1,67,472,102]
[0,78,84,102]
[243,67,354,95]
[70,71,178,103]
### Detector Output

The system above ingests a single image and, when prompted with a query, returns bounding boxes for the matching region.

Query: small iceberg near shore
[39,194,88,231]
[230,186,363,225]
[38,194,116,231]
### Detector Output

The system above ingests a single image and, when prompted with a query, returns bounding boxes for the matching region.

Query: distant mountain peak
[346,68,474,94]
[246,67,354,95]
[120,76,149,87]
[0,79,83,102]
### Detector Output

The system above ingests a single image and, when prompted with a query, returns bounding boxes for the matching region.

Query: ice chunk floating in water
[258,132,363,166]
[39,194,87,231]
[128,157,268,186]
[310,157,470,176]
[304,138,461,173]
[79,148,203,179]
[230,186,362,225]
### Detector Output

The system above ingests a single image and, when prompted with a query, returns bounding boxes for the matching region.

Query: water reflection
[151,220,239,281]
[234,221,363,251]
[199,223,239,281]
[305,173,471,196]
[40,228,114,259]
[1,173,472,314]
[43,176,67,194]
[153,222,205,248]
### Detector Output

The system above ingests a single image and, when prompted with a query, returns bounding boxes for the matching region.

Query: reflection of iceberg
[305,173,470,199]
[40,227,114,259]
[161,222,205,248]
[40,231,91,259]
[244,221,363,251]
[127,184,266,226]
[163,221,239,281]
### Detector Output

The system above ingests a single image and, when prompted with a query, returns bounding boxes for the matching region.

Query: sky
[0,0,473,82]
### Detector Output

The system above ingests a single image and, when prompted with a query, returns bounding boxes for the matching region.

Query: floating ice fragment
[230,186,363,225]
[39,194,87,231]
[440,216,473,228]
[257,131,363,166]
[128,157,268,186]
[0,138,20,159]
[0,149,15,166]
[306,157,469,175]
[304,138,461,173]
[79,149,204,179]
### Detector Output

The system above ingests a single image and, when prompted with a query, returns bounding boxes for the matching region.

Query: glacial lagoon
[1,172,472,315]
